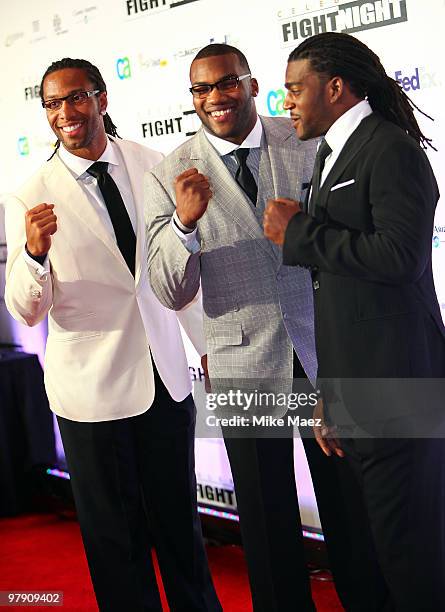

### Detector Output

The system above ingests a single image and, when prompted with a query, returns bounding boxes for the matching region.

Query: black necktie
[87,161,136,276]
[233,148,258,206]
[308,139,332,215]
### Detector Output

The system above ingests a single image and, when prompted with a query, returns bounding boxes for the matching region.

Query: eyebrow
[44,88,86,100]
[285,81,303,88]
[191,73,237,85]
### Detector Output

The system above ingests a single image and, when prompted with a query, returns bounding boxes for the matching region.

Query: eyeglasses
[42,89,101,111]
[189,74,251,98]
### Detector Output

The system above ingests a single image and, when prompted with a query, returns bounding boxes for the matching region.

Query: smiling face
[190,53,259,144]
[283,59,334,141]
[42,67,108,159]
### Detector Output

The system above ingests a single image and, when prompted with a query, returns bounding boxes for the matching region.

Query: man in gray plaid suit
[145,44,370,611]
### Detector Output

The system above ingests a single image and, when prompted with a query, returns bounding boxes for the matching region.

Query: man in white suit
[5,58,221,612]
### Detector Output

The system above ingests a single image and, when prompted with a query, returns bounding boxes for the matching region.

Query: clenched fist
[25,203,57,257]
[264,198,302,246]
[175,168,212,228]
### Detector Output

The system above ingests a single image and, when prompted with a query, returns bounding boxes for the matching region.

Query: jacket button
[313,280,320,290]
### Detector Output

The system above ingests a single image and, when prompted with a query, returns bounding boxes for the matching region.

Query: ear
[251,77,259,97]
[327,76,344,104]
[98,91,108,115]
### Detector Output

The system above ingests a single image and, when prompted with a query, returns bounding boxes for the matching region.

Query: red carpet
[0,514,343,610]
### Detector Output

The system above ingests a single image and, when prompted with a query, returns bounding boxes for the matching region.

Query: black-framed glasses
[42,89,101,111]
[189,74,251,98]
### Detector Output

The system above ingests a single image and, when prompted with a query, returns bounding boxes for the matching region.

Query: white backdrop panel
[1,0,444,530]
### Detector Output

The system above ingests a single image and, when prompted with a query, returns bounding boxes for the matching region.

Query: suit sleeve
[175,287,206,357]
[4,195,53,326]
[144,169,201,310]
[283,139,437,285]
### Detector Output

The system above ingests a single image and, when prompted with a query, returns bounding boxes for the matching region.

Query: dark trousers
[339,435,445,612]
[223,356,398,612]
[57,366,221,612]
[221,357,318,612]
[333,336,445,612]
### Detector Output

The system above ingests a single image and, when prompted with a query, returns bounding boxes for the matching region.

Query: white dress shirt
[320,99,373,187]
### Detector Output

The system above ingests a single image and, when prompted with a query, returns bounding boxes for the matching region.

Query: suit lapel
[115,140,145,286]
[47,152,133,280]
[261,119,305,260]
[303,184,311,214]
[314,113,382,219]
[188,129,279,261]
[188,126,295,263]
[262,119,304,202]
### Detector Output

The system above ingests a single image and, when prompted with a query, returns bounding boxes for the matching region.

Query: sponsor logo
[197,483,236,509]
[138,53,168,69]
[137,36,233,71]
[30,19,47,44]
[24,85,41,101]
[4,31,24,47]
[267,89,288,116]
[172,35,235,63]
[18,137,30,156]
[53,14,68,35]
[280,0,408,45]
[394,67,441,92]
[116,57,131,80]
[433,226,445,249]
[141,109,199,139]
[125,0,200,18]
[73,6,99,24]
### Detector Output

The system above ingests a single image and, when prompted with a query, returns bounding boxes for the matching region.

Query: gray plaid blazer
[145,116,318,383]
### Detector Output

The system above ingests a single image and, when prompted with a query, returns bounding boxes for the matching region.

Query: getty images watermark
[205,389,320,428]
[192,377,445,439]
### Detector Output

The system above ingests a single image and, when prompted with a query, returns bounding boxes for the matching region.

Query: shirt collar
[324,99,373,155]
[58,137,119,179]
[203,116,263,156]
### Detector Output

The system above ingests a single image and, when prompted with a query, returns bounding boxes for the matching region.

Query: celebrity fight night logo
[125,0,200,18]
[280,0,408,44]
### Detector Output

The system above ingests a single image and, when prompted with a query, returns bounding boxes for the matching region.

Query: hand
[25,203,57,257]
[264,198,302,246]
[201,354,208,378]
[201,354,212,393]
[175,168,212,228]
[313,398,345,458]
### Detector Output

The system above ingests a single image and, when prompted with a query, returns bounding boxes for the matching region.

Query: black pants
[339,435,445,612]
[57,366,221,612]
[223,356,396,612]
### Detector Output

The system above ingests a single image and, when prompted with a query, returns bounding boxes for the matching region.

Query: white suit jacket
[5,138,205,422]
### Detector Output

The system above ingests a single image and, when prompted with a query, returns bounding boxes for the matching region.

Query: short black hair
[192,44,250,73]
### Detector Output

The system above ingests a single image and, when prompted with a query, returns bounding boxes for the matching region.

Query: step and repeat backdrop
[1,0,444,530]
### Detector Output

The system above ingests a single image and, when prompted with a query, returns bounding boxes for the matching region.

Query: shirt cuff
[171,213,201,254]
[23,247,50,279]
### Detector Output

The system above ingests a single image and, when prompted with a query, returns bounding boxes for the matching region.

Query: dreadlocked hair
[288,33,434,150]
[40,57,121,160]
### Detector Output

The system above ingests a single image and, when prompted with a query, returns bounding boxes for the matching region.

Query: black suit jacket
[283,113,444,388]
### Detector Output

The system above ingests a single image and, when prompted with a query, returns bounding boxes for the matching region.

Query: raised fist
[175,168,212,228]
[25,203,57,257]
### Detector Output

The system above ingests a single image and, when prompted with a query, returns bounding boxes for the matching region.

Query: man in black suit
[264,32,445,612]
